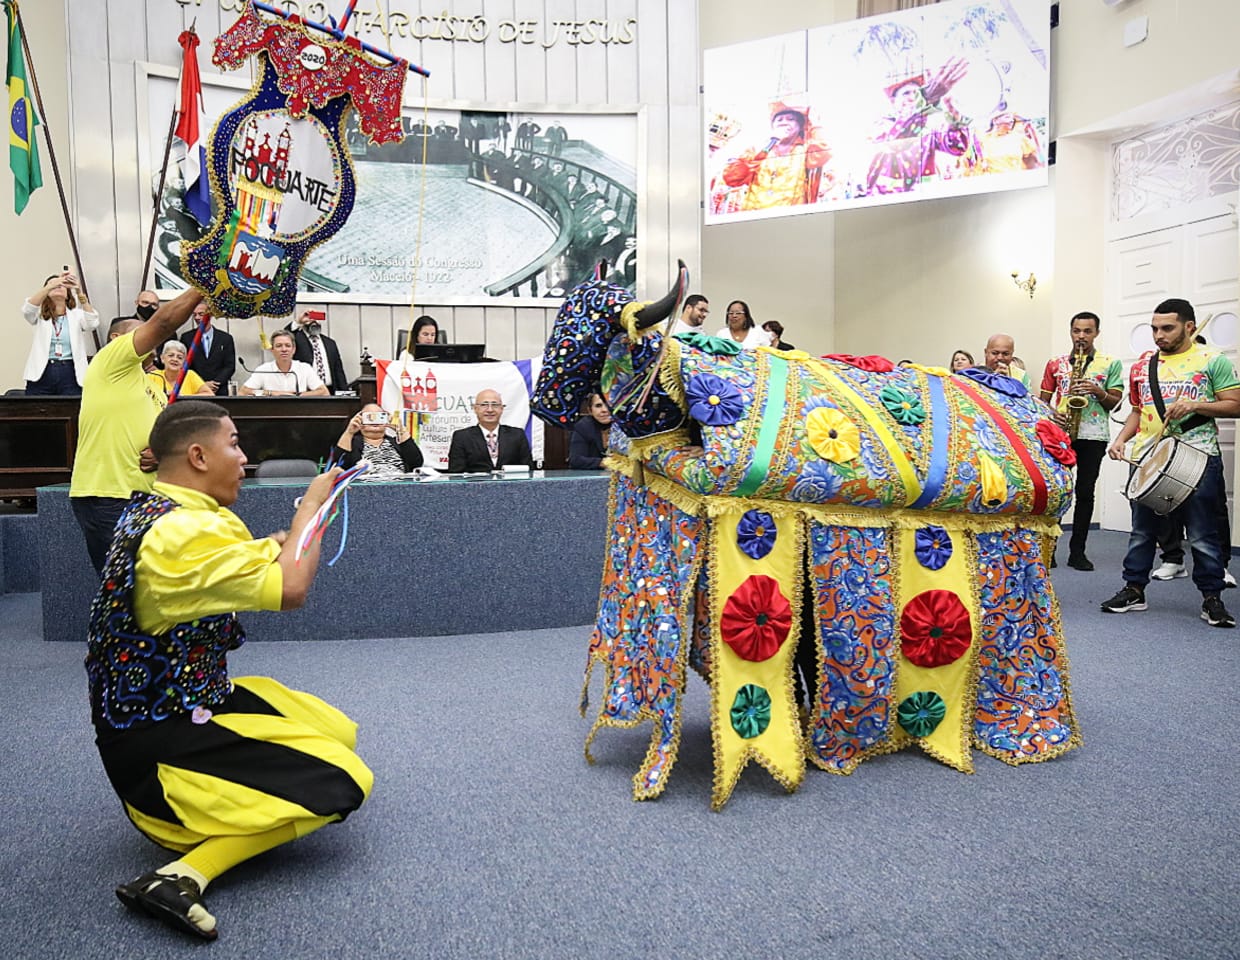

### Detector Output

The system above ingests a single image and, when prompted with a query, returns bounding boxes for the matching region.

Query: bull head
[532,262,687,429]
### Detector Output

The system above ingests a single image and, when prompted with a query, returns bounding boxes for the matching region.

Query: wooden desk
[0,396,360,498]
[0,390,571,499]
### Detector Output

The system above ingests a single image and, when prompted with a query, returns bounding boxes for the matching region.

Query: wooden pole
[13,1,101,348]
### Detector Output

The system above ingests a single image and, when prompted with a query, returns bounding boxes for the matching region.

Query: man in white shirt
[240,330,328,396]
[669,294,709,337]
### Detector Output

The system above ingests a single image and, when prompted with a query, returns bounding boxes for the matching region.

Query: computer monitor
[413,343,487,363]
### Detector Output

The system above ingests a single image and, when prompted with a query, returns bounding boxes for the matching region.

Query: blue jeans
[25,359,80,395]
[1124,454,1227,595]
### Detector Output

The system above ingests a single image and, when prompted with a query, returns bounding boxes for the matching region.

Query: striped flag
[174,28,210,226]
[5,0,42,214]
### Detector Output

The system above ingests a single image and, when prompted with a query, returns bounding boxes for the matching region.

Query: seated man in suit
[284,308,349,395]
[447,389,534,472]
[180,302,236,396]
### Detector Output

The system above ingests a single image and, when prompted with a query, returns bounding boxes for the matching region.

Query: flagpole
[140,26,194,291]
[12,1,101,348]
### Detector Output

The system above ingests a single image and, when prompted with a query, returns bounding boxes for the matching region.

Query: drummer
[1102,298,1240,627]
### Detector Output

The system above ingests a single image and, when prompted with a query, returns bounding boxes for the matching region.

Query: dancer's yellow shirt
[133,481,283,635]
[70,332,167,499]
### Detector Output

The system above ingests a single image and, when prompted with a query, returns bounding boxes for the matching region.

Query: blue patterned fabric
[973,530,1075,756]
[807,523,896,771]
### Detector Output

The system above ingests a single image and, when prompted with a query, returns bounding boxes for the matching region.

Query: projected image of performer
[974,110,1044,174]
[865,57,975,195]
[720,104,833,211]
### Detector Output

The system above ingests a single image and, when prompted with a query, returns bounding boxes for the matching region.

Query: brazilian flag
[6,1,41,213]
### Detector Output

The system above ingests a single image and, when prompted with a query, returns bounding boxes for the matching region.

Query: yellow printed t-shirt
[134,481,283,635]
[1128,344,1240,458]
[69,332,167,499]
[147,368,206,399]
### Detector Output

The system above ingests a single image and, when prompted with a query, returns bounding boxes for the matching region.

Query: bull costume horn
[633,260,688,329]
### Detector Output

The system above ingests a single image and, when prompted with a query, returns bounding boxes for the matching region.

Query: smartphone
[361,411,387,425]
[306,309,326,322]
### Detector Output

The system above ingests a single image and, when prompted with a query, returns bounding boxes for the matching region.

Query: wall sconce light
[1011,271,1037,299]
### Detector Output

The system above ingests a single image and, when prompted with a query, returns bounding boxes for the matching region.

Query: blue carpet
[1,530,1237,959]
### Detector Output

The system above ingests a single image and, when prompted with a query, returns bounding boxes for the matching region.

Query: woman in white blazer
[22,270,99,395]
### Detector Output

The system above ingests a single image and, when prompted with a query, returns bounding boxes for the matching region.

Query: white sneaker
[1226,569,1236,588]
[1151,562,1187,580]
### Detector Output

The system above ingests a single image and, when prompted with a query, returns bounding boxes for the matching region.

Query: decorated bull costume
[533,267,1081,809]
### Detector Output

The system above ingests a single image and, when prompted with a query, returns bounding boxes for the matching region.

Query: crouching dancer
[84,401,372,941]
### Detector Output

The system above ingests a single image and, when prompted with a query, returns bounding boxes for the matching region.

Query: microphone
[237,356,252,373]
[764,136,778,151]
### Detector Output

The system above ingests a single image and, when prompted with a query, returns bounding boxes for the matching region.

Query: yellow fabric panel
[133,482,283,634]
[233,676,360,750]
[158,762,326,840]
[892,527,981,772]
[709,506,804,810]
[69,331,167,498]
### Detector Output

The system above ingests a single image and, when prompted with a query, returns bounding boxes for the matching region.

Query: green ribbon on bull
[733,354,789,498]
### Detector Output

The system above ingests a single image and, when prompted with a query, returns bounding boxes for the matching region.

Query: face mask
[135,304,157,321]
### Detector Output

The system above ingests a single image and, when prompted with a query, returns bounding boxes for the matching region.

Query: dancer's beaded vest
[85,492,246,731]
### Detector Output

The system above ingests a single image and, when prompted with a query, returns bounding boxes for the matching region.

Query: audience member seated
[333,403,424,477]
[569,393,611,469]
[716,300,768,349]
[22,269,100,395]
[949,349,974,372]
[240,330,329,396]
[147,340,216,398]
[413,315,439,345]
[397,315,441,360]
[447,389,534,472]
[180,302,236,396]
[284,307,349,395]
[762,320,796,351]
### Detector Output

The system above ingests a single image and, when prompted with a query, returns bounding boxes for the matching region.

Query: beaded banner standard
[181,0,408,318]
[534,277,1081,809]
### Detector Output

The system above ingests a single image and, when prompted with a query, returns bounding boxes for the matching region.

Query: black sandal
[115,871,218,941]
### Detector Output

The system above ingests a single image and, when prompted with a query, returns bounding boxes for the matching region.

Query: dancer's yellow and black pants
[95,676,373,853]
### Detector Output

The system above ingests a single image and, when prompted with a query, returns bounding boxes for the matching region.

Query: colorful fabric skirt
[95,676,373,852]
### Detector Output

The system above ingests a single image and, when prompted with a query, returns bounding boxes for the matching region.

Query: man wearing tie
[180,302,236,396]
[447,389,534,472]
[285,308,348,395]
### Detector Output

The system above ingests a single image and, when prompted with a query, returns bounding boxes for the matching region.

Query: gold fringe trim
[658,342,688,412]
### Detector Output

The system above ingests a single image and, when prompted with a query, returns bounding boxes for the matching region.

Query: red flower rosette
[822,354,896,373]
[1035,419,1077,466]
[900,589,972,668]
[720,575,792,662]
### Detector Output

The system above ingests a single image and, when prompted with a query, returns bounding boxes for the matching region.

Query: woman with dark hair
[412,315,439,345]
[333,403,423,477]
[569,393,611,469]
[949,349,974,372]
[716,300,768,349]
[22,269,100,395]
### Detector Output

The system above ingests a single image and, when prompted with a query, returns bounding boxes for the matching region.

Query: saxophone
[1065,349,1090,440]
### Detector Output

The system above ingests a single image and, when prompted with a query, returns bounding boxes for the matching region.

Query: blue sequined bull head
[533,263,688,436]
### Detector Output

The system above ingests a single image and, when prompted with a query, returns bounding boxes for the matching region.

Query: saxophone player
[1038,311,1123,570]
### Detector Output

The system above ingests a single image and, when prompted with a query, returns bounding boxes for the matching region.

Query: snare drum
[1124,436,1208,515]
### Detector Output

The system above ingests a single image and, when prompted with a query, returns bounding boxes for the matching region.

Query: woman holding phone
[22,267,100,395]
[332,403,424,476]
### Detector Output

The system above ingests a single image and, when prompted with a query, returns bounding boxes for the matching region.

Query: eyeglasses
[475,402,504,409]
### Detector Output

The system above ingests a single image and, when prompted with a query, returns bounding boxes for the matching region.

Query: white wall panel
[481,0,519,102]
